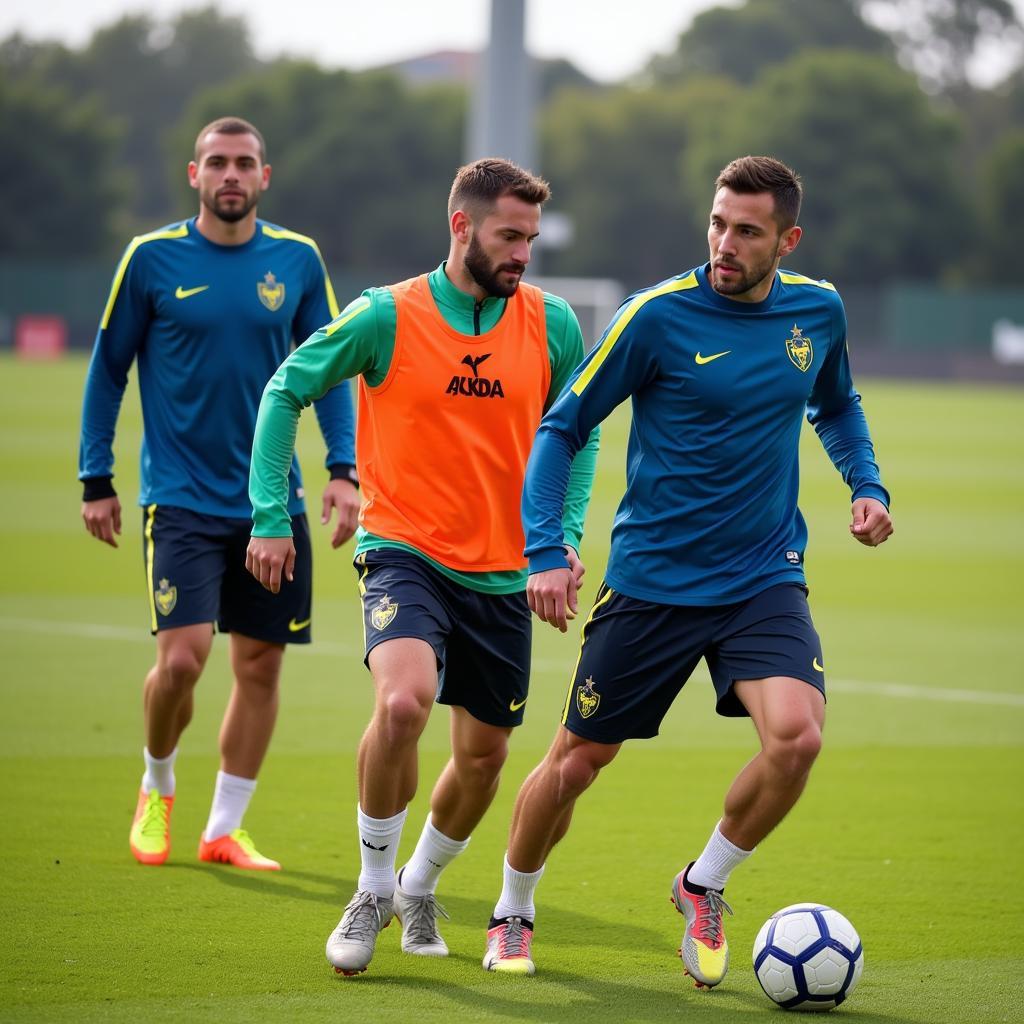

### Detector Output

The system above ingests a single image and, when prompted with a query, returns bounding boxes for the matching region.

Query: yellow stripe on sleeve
[571,272,698,396]
[261,225,340,317]
[99,225,189,330]
[324,297,371,337]
[778,271,836,291]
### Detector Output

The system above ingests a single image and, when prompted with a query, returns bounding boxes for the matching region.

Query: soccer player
[246,158,599,975]
[79,117,358,871]
[481,156,893,984]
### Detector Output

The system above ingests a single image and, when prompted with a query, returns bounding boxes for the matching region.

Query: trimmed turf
[1,355,1021,1022]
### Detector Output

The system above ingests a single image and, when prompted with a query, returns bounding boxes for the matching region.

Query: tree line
[1,0,1022,291]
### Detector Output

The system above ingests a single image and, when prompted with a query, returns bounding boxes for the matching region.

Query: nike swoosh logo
[509,697,527,712]
[813,657,824,672]
[695,350,731,365]
[288,617,311,632]
[175,285,210,299]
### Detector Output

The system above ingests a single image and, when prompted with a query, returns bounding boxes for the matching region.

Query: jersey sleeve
[293,243,356,471]
[524,297,660,572]
[806,296,890,508]
[78,241,151,485]
[250,291,385,536]
[543,294,600,553]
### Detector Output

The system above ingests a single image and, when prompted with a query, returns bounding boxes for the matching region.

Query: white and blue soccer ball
[752,903,864,1011]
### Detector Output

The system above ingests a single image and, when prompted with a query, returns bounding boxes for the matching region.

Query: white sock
[357,805,406,899]
[492,852,545,924]
[141,747,177,797]
[399,817,470,896]
[687,821,754,891]
[204,771,257,840]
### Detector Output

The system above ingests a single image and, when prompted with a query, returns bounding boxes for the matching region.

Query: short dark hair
[194,117,266,163]
[715,156,802,230]
[448,158,551,221]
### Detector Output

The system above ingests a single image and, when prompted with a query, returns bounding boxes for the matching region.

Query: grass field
[1,353,1022,1023]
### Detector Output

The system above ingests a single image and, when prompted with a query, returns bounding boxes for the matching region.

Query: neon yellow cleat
[198,828,281,870]
[130,788,174,866]
[670,863,733,988]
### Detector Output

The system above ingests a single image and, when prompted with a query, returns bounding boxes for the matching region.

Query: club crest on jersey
[576,676,601,719]
[258,271,286,311]
[785,324,813,372]
[370,595,398,630]
[155,578,177,616]
[445,352,505,398]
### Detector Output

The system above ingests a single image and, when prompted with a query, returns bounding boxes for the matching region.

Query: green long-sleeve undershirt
[251,262,599,594]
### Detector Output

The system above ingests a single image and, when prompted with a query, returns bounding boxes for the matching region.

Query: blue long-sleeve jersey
[523,263,890,605]
[79,217,354,518]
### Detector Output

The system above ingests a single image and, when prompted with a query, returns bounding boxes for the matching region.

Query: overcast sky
[0,0,748,82]
[3,0,1022,85]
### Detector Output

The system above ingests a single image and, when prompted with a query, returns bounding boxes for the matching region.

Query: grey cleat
[325,890,394,976]
[394,879,450,956]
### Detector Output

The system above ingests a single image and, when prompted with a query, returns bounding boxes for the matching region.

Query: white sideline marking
[2,616,1023,708]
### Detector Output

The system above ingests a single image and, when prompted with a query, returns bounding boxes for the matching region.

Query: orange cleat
[197,828,281,870]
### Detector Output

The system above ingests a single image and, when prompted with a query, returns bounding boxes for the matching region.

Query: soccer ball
[752,903,864,1011]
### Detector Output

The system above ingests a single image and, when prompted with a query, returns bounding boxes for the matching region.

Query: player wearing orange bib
[247,159,599,975]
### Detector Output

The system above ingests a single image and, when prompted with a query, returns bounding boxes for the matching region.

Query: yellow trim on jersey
[560,584,616,724]
[261,224,340,317]
[100,225,189,330]
[571,273,698,396]
[145,504,158,632]
[325,296,372,337]
[778,271,836,291]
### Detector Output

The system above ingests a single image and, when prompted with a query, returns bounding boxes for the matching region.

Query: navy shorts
[562,582,825,743]
[355,548,532,728]
[142,504,312,643]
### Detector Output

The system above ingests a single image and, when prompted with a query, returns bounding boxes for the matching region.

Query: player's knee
[456,737,509,790]
[156,648,203,691]
[379,689,432,743]
[556,742,617,801]
[766,721,822,779]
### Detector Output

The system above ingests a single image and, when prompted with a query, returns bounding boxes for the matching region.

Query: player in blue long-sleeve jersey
[482,156,893,983]
[78,117,359,871]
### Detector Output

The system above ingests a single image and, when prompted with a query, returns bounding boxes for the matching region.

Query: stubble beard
[464,234,524,299]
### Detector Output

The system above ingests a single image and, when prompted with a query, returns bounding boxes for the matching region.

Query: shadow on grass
[333,959,911,1024]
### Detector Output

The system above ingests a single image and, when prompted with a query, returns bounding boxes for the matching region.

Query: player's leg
[396,583,530,955]
[131,506,219,865]
[485,584,690,974]
[483,726,621,974]
[396,708,512,956]
[196,514,310,871]
[327,550,449,975]
[674,584,826,988]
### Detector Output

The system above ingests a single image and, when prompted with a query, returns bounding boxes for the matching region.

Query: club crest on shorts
[155,578,177,616]
[257,271,286,311]
[576,676,601,719]
[370,594,398,630]
[785,324,813,372]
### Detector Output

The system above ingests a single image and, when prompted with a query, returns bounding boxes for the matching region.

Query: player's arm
[526,300,658,630]
[294,247,360,547]
[544,296,600,567]
[247,294,379,592]
[78,242,150,548]
[806,300,893,548]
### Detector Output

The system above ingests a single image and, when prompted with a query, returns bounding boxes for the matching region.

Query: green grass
[1,354,1022,1022]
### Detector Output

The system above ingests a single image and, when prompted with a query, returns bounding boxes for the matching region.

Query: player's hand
[565,545,586,591]
[246,536,296,593]
[321,479,360,548]
[81,496,122,548]
[527,566,578,633]
[849,498,893,547]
